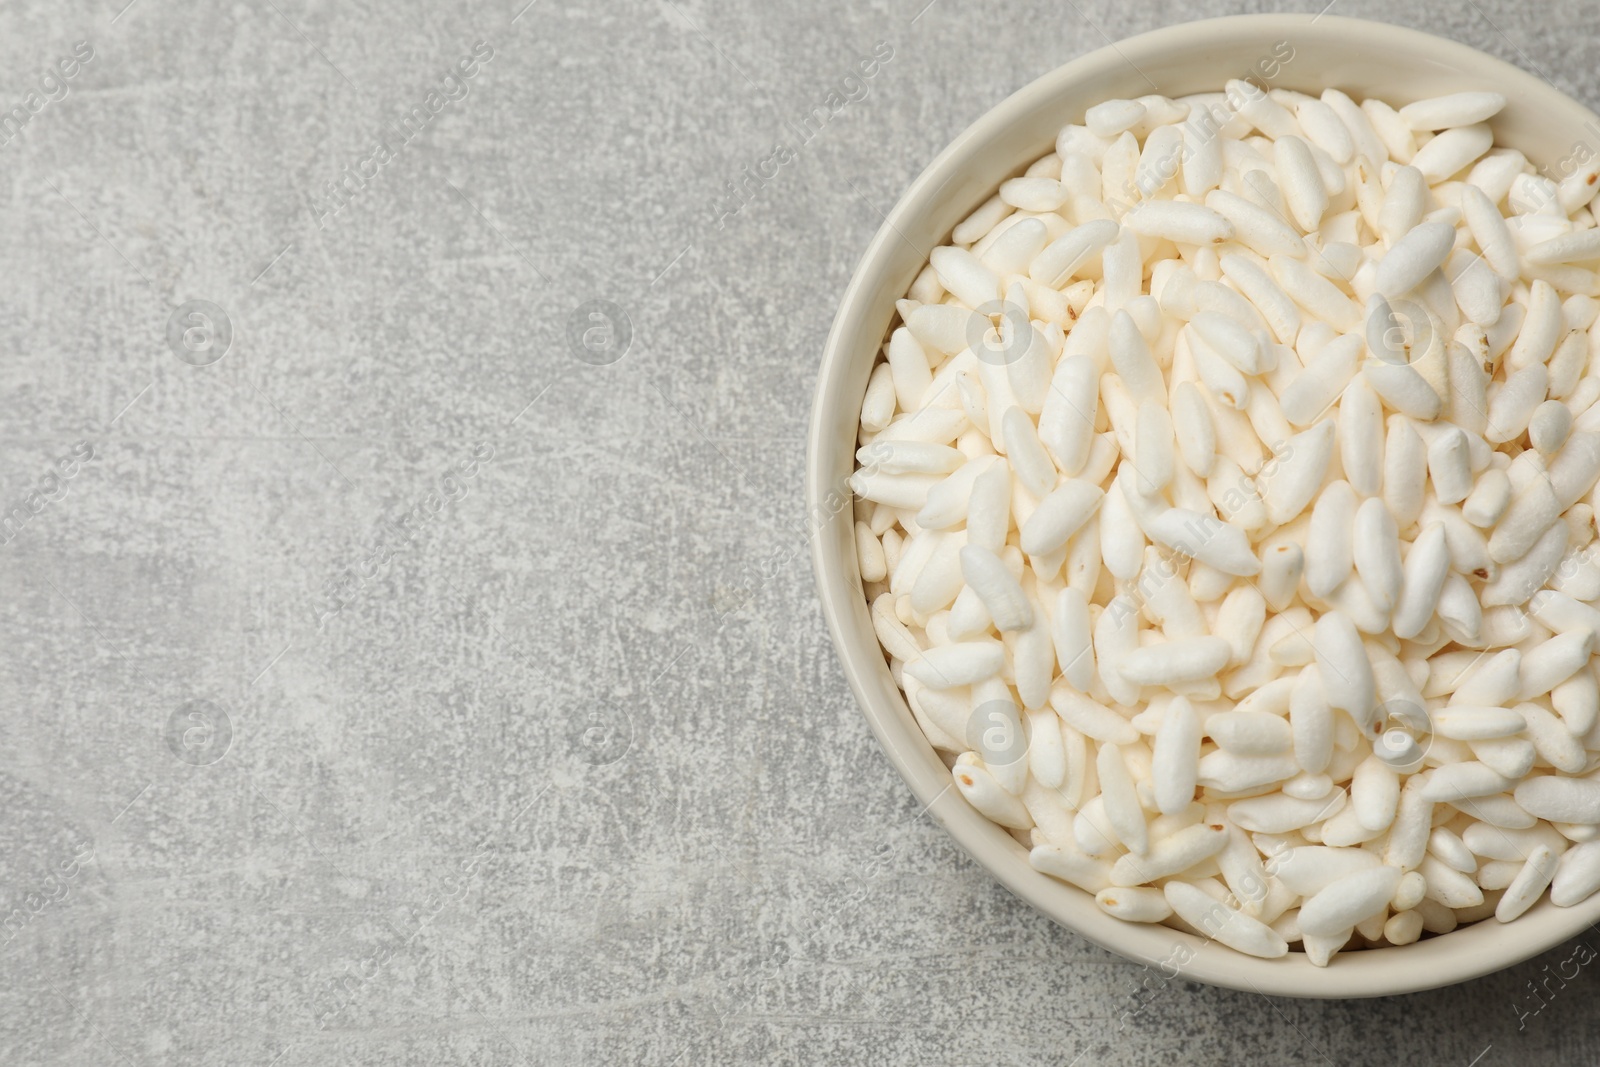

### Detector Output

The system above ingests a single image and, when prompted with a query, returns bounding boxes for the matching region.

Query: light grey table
[4,0,1597,1063]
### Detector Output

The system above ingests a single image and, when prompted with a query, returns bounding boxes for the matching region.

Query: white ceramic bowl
[808,13,1600,997]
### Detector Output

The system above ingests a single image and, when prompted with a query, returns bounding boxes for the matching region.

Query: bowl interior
[809,13,1600,997]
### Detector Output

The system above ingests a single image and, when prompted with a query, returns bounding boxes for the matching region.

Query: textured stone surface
[3,1,1599,1063]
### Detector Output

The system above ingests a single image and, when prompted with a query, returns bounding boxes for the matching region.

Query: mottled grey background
[2,0,1597,1063]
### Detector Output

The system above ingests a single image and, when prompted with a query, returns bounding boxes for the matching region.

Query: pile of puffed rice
[852,82,1600,963]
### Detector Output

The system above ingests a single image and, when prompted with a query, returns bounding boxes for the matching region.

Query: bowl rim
[807,11,1600,998]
